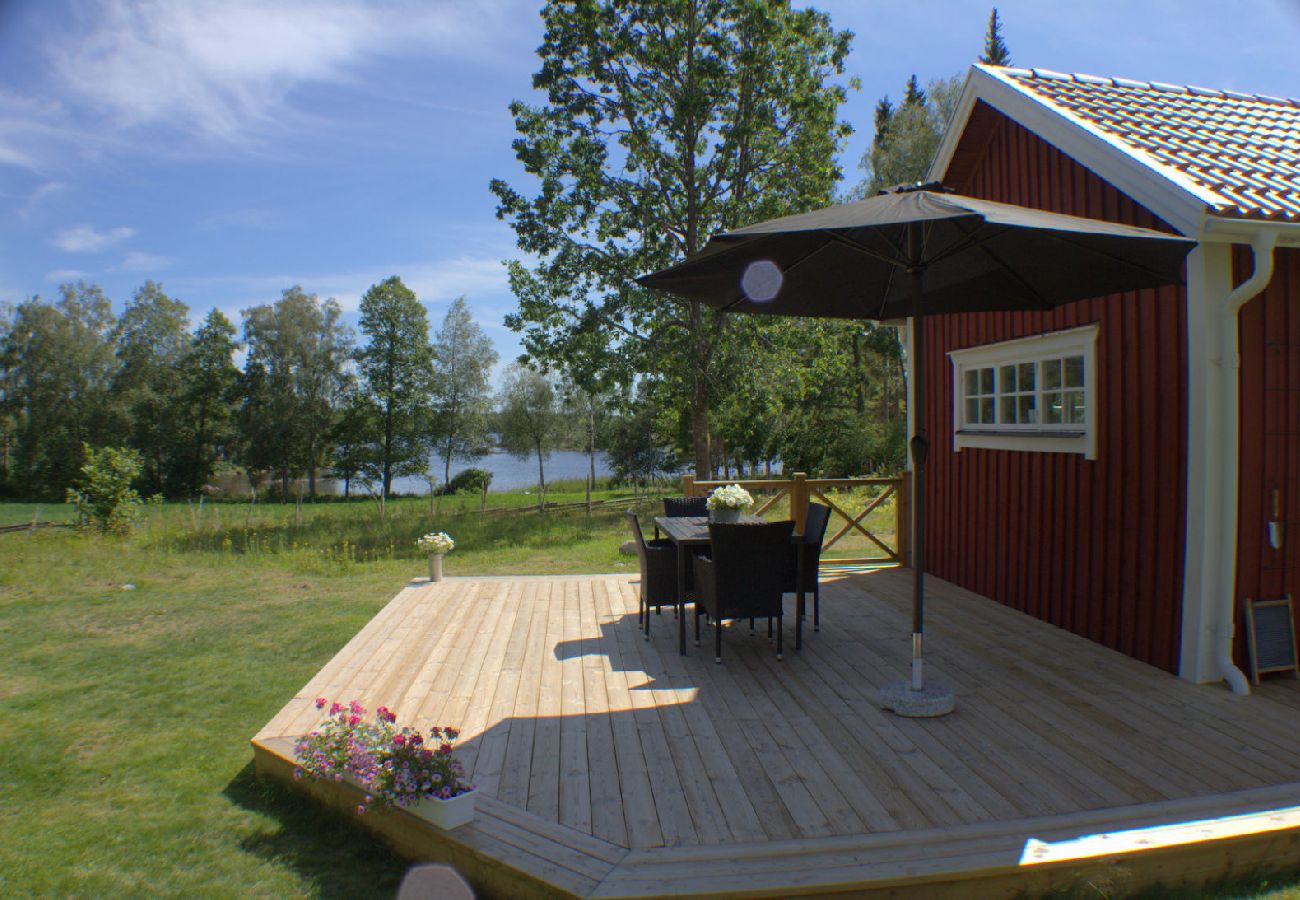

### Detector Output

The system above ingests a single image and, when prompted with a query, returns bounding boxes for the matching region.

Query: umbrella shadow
[552,609,704,691]
[222,761,407,898]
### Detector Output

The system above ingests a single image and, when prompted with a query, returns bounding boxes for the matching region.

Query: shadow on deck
[251,568,1300,897]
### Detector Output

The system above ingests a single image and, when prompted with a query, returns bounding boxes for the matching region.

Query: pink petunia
[315,697,327,709]
[349,715,361,726]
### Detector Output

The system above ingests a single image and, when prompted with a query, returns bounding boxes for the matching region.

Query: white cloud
[46,268,89,282]
[53,224,134,252]
[48,1,514,145]
[116,251,172,272]
[18,181,67,222]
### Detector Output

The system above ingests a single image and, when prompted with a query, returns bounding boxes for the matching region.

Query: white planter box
[409,788,476,830]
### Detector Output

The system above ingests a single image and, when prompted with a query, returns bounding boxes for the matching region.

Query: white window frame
[947,324,1100,459]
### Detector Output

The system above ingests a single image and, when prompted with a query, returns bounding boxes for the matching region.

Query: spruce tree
[903,74,926,107]
[980,8,1012,66]
[873,96,894,143]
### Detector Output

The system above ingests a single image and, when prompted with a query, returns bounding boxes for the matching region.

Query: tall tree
[355,276,434,497]
[2,282,119,497]
[857,74,964,197]
[497,364,563,509]
[178,309,240,496]
[903,73,926,107]
[240,287,353,495]
[492,0,853,477]
[430,296,497,489]
[979,8,1011,66]
[114,281,191,495]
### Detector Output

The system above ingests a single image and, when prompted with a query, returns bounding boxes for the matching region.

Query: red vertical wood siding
[930,107,1188,672]
[1234,246,1300,661]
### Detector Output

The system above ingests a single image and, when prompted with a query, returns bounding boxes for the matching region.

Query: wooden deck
[253,568,1300,897]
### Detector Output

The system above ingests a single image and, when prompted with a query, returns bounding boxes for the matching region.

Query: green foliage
[240,287,354,496]
[2,282,119,498]
[979,7,1012,66]
[178,309,241,495]
[114,281,192,496]
[355,276,435,496]
[440,467,493,496]
[66,443,143,534]
[604,393,680,488]
[856,74,964,198]
[491,0,854,475]
[430,296,497,487]
[497,364,564,506]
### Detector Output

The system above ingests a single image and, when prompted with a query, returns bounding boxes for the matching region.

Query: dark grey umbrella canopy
[638,189,1192,320]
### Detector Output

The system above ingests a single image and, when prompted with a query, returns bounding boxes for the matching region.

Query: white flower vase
[709,507,741,524]
[411,788,476,830]
[428,553,444,582]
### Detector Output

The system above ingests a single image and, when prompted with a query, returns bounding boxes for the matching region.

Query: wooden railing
[683,471,911,566]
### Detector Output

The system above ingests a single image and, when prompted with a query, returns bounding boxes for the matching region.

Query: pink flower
[410,734,423,746]
[329,702,343,715]
[356,804,367,815]
[349,700,365,714]
[421,748,434,759]
[392,734,406,747]
[348,715,361,726]
[315,697,327,709]
[444,728,459,740]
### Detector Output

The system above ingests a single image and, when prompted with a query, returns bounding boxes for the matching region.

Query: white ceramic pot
[709,507,741,524]
[428,553,444,582]
[410,788,476,830]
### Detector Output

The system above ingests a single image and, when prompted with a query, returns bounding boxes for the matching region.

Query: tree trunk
[535,440,547,512]
[444,437,454,491]
[691,381,711,479]
[191,399,208,497]
[382,399,394,499]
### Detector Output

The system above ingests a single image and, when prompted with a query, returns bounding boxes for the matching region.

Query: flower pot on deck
[410,788,476,830]
[428,553,444,582]
[709,507,742,524]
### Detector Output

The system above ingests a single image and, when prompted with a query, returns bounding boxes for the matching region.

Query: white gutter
[1215,230,1278,695]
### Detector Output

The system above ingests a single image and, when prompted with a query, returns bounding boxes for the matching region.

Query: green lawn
[3,488,1294,898]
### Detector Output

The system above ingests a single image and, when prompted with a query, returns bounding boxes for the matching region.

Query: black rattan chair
[786,502,832,643]
[692,521,793,663]
[626,510,679,640]
[662,496,708,517]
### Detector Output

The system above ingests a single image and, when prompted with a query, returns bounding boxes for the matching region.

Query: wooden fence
[683,472,911,566]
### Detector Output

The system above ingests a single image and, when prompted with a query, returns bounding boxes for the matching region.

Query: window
[947,324,1099,459]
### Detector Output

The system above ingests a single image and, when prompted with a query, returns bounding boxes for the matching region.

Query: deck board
[254,567,1300,897]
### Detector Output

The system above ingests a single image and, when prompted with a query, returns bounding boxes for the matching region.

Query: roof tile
[1000,67,1300,222]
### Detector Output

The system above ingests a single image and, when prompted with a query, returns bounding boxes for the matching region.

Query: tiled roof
[994,66,1300,222]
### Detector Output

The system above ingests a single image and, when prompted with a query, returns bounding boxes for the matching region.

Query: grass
[9,482,1291,898]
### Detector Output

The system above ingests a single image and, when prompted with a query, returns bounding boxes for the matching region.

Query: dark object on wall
[1243,595,1299,685]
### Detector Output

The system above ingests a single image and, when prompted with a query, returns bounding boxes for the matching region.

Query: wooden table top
[653,514,766,544]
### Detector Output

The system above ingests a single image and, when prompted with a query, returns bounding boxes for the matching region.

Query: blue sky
[2,0,1298,368]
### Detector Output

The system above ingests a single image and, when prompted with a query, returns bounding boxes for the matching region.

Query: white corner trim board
[947,324,1100,460]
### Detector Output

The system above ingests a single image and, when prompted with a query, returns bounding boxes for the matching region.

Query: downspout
[1216,230,1278,695]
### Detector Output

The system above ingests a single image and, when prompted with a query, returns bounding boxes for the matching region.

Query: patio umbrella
[638,183,1193,716]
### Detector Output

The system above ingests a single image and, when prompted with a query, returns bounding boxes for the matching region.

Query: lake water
[390,449,615,494]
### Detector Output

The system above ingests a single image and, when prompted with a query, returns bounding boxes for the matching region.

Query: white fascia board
[930,66,1212,239]
[1201,218,1300,247]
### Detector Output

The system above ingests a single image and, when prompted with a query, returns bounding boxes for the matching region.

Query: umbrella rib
[958,225,1057,309]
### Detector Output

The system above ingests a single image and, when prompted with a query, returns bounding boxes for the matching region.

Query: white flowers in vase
[706,484,754,511]
[417,532,455,555]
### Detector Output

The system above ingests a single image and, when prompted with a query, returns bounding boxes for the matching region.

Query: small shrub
[439,468,492,496]
[65,444,143,534]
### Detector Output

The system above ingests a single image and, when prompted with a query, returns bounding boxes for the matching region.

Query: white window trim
[947,323,1100,460]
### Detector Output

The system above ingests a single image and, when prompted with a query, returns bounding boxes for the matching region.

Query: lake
[390,449,615,494]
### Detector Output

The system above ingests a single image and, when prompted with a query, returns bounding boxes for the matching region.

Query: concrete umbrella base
[879,680,956,718]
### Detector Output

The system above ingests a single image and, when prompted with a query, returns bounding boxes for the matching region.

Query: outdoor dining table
[653,513,767,655]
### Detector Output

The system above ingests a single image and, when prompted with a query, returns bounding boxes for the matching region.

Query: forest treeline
[2,7,1011,502]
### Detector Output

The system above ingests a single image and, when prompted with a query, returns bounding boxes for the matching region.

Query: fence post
[683,474,695,497]
[792,472,808,534]
[896,471,912,567]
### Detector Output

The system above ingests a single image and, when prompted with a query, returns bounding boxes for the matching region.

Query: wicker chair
[625,510,679,640]
[786,502,832,644]
[662,496,709,518]
[692,521,794,663]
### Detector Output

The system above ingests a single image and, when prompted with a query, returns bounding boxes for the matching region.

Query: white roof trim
[929,65,1216,238]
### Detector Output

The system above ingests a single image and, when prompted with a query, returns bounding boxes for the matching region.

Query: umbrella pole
[879,221,954,717]
[909,250,927,692]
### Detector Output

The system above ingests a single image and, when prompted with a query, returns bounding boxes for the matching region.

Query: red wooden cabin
[918,65,1300,692]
